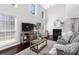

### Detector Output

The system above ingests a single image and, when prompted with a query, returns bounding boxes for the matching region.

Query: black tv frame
[22,23,34,32]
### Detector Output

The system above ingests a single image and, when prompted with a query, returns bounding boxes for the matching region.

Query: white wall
[0,4,46,50]
[66,4,79,18]
[17,4,46,42]
[66,4,79,34]
[46,4,79,40]
[47,4,66,35]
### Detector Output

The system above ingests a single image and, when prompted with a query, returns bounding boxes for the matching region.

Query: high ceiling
[41,4,55,9]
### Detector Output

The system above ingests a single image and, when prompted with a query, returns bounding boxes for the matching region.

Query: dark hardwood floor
[0,42,30,55]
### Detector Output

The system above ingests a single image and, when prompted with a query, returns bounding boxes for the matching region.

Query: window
[30,4,37,15]
[0,14,16,41]
[42,11,44,19]
[42,11,45,19]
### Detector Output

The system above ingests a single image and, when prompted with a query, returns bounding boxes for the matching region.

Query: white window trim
[0,39,17,48]
[0,14,17,49]
[30,4,37,16]
[35,5,37,16]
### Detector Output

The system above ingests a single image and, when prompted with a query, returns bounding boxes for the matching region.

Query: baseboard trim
[0,42,20,51]
[0,42,30,55]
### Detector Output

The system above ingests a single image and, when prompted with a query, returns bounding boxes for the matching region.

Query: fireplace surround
[53,29,62,41]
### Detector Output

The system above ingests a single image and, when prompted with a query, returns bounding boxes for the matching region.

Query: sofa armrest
[57,38,68,45]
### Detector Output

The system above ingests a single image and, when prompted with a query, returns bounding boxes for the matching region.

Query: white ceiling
[41,4,55,9]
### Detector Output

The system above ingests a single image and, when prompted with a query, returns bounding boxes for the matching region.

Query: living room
[0,4,79,55]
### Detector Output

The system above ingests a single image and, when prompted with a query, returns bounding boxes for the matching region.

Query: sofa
[49,33,79,55]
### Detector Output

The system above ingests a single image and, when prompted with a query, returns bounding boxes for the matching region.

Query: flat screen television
[22,23,34,32]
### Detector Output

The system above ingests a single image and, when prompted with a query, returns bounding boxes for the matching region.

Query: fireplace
[53,29,62,41]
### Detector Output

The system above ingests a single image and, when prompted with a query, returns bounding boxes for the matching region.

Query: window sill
[0,39,17,49]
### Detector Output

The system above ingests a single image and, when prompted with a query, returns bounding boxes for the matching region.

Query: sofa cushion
[49,48,57,55]
[58,33,79,44]
[53,42,79,55]
[57,38,68,45]
[57,35,73,45]
[64,42,79,55]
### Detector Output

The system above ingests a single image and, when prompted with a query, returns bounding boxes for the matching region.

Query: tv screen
[22,23,34,32]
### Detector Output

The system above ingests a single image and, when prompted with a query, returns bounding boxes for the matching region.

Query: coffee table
[30,38,47,54]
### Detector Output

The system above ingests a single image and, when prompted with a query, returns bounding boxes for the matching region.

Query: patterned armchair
[49,33,79,55]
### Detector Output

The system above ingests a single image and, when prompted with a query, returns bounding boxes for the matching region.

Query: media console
[21,31,37,44]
